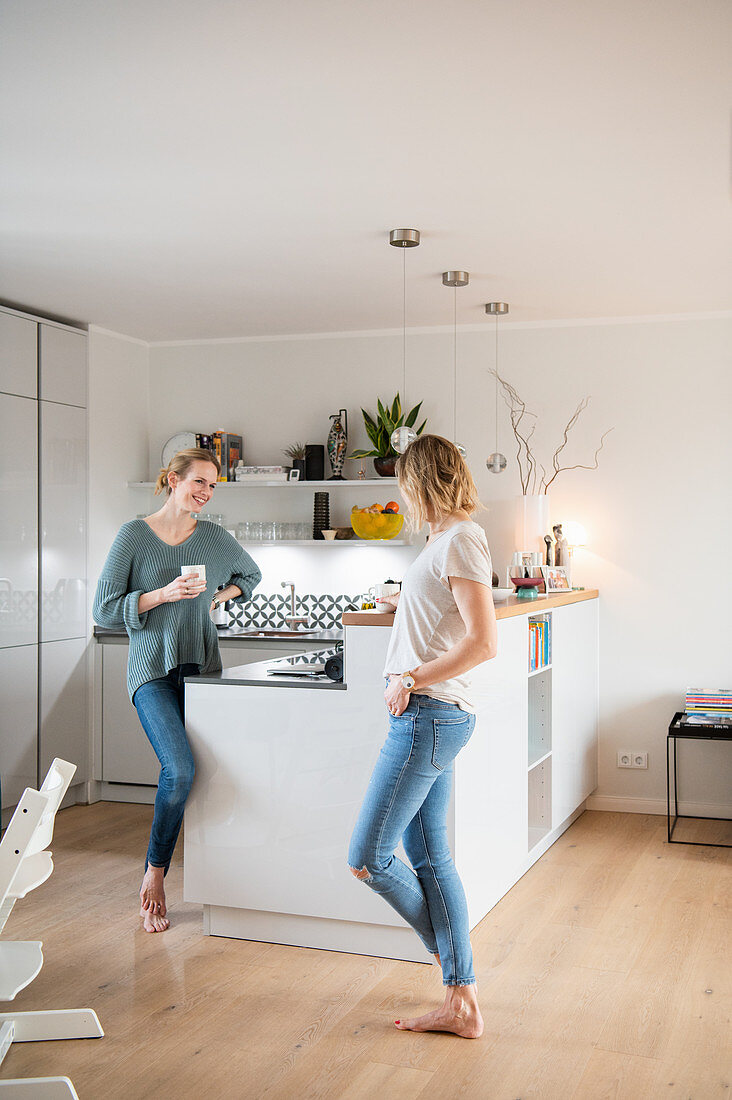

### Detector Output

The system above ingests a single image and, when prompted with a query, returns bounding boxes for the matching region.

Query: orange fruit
[385,501,399,512]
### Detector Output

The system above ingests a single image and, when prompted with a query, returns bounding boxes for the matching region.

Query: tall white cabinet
[0,307,88,819]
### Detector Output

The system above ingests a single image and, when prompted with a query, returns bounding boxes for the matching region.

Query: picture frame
[288,468,301,482]
[541,565,571,592]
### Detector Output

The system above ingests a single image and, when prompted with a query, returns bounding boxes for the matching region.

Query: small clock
[161,432,197,468]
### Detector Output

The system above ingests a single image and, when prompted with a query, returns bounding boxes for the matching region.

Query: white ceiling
[2,0,731,342]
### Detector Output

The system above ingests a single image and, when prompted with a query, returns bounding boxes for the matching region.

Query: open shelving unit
[127,478,410,548]
[233,539,411,548]
[127,479,398,489]
[527,612,553,851]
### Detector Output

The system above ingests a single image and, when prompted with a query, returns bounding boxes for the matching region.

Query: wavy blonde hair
[395,434,481,531]
[154,448,221,495]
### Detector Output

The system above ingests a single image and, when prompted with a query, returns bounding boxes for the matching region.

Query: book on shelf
[234,464,289,483]
[211,432,244,481]
[681,713,732,727]
[684,687,732,717]
[528,620,550,672]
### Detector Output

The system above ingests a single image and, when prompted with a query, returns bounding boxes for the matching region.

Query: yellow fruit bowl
[350,511,404,540]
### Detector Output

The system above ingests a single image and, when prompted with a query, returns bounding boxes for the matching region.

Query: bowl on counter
[350,511,404,540]
[334,526,354,540]
[510,576,543,599]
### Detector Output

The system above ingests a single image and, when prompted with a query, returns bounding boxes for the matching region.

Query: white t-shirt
[384,520,493,712]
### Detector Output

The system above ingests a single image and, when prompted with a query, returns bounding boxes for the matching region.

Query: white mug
[181,564,206,586]
[369,582,400,600]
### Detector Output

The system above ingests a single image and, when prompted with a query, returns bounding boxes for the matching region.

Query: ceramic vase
[515,494,550,556]
[327,409,348,480]
[373,455,397,477]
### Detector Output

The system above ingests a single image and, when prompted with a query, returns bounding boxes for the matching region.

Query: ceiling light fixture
[389,229,421,454]
[443,270,469,457]
[485,301,509,474]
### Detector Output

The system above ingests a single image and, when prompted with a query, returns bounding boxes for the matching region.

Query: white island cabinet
[183,591,598,962]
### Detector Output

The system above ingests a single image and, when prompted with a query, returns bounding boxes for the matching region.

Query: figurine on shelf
[552,524,569,568]
[544,533,555,566]
[327,409,348,480]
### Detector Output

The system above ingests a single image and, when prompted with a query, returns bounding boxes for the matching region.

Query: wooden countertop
[341,589,599,626]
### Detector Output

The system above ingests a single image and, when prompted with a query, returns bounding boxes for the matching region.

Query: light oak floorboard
[0,803,729,1099]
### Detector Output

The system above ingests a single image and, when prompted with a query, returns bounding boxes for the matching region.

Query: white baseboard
[586,794,732,817]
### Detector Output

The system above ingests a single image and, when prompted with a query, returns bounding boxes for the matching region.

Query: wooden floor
[1,804,730,1099]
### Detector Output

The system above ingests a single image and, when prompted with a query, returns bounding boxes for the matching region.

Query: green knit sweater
[93,519,261,700]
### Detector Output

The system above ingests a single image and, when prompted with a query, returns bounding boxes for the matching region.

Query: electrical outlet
[632,752,648,769]
[617,751,633,768]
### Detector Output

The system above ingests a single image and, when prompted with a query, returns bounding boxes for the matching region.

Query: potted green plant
[349,394,427,476]
[283,441,307,480]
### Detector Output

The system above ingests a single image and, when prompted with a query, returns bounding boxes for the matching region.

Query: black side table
[667,711,732,846]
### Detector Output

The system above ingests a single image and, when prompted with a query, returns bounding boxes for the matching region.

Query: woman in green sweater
[93,448,261,932]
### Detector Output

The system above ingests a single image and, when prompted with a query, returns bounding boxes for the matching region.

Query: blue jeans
[132,664,198,873]
[348,694,476,986]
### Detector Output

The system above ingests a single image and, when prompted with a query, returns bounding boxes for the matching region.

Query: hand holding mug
[370,582,400,612]
[161,565,207,603]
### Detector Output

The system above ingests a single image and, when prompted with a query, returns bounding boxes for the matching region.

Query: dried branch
[491,369,537,493]
[547,397,590,483]
[543,428,614,492]
[489,369,612,493]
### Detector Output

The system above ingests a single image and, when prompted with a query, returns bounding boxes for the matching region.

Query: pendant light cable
[453,286,458,442]
[485,301,509,474]
[402,247,407,409]
[493,314,499,451]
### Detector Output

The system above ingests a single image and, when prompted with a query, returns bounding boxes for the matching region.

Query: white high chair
[0,760,103,1097]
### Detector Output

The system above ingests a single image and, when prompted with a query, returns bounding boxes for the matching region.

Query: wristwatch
[401,670,416,691]
[212,596,221,610]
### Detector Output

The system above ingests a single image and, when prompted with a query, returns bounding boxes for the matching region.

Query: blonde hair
[154,448,221,496]
[396,434,481,531]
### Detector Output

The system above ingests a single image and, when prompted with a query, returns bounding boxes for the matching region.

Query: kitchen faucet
[280,581,309,631]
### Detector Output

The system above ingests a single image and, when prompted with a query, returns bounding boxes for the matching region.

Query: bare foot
[140,906,170,933]
[395,986,483,1039]
[139,865,170,933]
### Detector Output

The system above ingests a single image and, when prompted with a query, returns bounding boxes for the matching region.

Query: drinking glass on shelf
[285,522,297,540]
[206,513,225,525]
[247,521,262,541]
[274,522,287,541]
[262,521,276,541]
[236,522,248,541]
[298,522,311,540]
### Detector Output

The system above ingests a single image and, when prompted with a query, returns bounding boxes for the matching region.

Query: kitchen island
[93,625,341,798]
[183,590,599,962]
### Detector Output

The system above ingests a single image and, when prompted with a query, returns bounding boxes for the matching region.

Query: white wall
[93,314,732,814]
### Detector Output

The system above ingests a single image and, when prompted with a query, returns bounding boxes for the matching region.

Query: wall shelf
[235,539,411,548]
[127,479,398,489]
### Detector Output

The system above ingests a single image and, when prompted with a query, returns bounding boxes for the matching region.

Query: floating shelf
[127,479,398,489]
[235,539,411,548]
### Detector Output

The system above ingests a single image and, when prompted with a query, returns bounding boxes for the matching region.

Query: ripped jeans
[348,693,476,986]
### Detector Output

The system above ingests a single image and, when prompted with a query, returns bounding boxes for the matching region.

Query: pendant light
[389,229,420,454]
[485,301,509,473]
[443,270,469,457]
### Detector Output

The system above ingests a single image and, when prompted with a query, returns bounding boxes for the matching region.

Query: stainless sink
[235,628,318,637]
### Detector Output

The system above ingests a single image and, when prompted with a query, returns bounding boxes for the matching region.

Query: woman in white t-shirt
[348,435,497,1039]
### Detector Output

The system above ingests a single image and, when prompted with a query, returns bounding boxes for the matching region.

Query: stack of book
[684,688,732,725]
[234,465,289,483]
[195,432,243,481]
[528,620,550,672]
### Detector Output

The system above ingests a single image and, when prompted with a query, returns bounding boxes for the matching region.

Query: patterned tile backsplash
[229,592,363,631]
